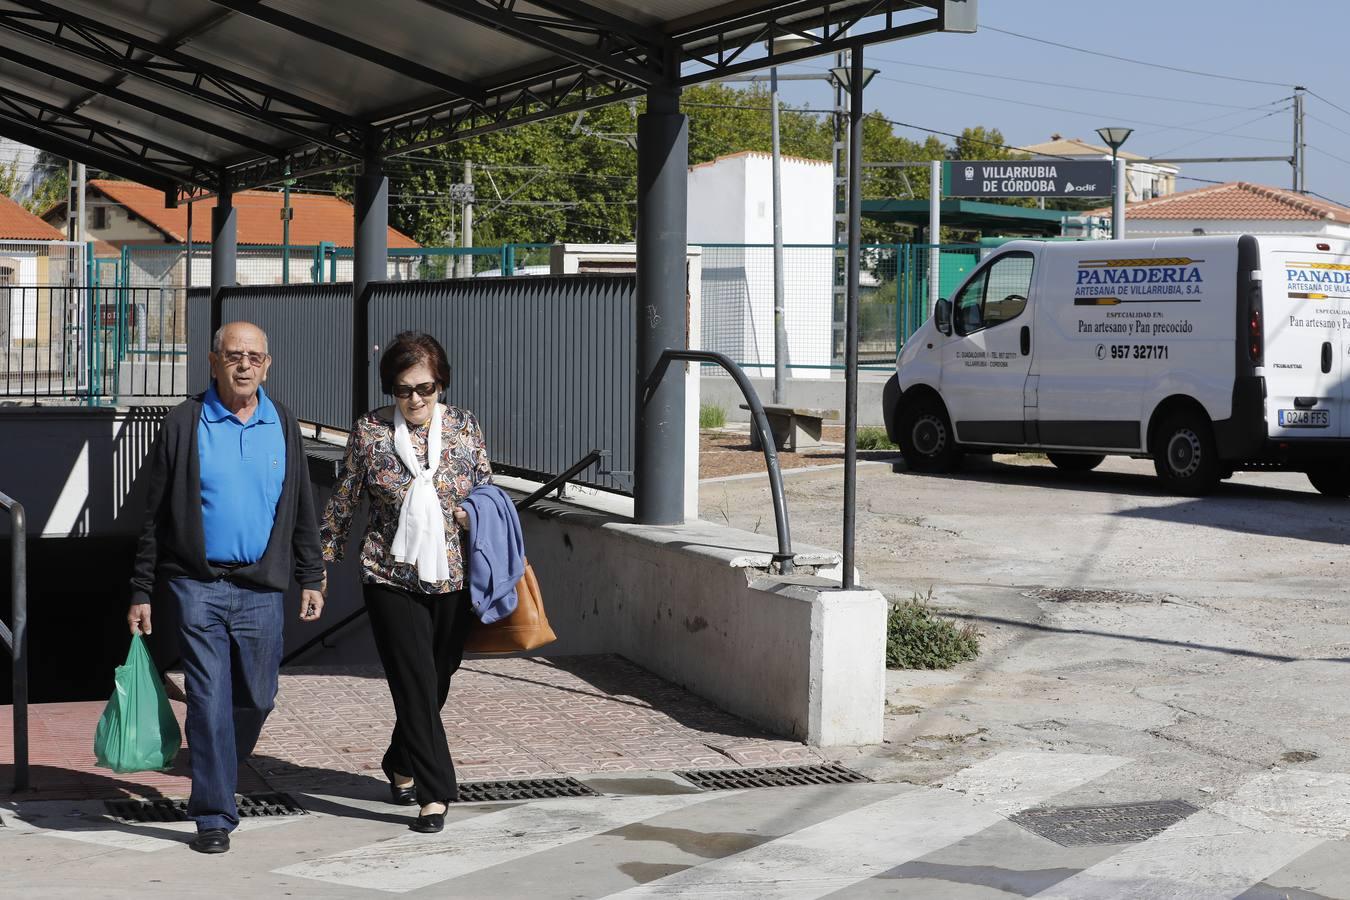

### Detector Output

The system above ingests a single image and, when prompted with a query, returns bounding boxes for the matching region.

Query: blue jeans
[169,576,284,833]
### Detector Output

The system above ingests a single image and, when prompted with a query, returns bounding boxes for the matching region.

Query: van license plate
[1278,409,1329,427]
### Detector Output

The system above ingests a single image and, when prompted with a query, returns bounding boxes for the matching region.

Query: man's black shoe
[189,828,231,854]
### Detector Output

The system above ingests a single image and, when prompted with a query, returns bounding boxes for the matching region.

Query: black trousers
[363,582,474,804]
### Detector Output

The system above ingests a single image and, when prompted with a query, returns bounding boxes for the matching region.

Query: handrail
[656,349,794,574]
[280,451,604,666]
[515,449,603,512]
[0,490,28,792]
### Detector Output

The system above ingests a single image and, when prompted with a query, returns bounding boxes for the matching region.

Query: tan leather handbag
[463,559,557,653]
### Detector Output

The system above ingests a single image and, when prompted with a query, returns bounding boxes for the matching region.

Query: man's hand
[128,603,153,636]
[300,588,324,623]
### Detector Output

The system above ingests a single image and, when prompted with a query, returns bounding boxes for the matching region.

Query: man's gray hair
[211,322,269,353]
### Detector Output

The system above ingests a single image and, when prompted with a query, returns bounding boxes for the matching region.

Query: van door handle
[1020,326,1031,356]
[1323,341,1333,373]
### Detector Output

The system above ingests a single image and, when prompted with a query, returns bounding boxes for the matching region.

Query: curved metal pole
[0,491,28,792]
[656,349,794,574]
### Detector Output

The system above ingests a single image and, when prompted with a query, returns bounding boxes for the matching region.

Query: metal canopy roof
[0,1,975,201]
[863,198,1067,237]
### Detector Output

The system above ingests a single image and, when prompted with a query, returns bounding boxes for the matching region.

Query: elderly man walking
[127,321,326,855]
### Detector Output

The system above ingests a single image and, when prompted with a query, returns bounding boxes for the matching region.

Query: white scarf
[390,403,450,584]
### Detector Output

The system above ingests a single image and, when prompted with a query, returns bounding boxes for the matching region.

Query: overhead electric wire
[1151,105,1294,157]
[982,25,1293,88]
[1305,89,1350,122]
[1306,113,1350,141]
[857,57,1286,111]
[864,73,1291,144]
[1308,145,1350,169]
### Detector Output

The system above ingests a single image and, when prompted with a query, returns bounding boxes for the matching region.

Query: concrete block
[809,589,887,746]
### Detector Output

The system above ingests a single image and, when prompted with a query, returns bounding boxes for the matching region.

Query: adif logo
[1063,182,1075,192]
[964,166,974,180]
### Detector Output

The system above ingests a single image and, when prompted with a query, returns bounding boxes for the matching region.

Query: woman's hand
[453,506,469,532]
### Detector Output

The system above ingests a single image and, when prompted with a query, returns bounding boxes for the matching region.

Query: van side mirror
[934,298,952,336]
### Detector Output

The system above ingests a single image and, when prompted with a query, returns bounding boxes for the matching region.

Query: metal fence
[199,275,636,493]
[694,242,981,373]
[117,242,556,291]
[0,286,186,401]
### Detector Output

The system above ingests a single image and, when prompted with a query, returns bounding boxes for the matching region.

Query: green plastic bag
[94,634,181,773]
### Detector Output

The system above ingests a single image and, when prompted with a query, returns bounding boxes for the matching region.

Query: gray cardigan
[129,390,325,604]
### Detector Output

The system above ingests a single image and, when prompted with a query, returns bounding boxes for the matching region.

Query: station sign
[944,159,1115,198]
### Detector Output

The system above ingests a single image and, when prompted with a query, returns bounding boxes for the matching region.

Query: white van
[882,235,1350,495]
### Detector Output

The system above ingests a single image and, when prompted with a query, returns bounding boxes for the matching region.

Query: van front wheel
[1152,412,1220,495]
[898,396,961,473]
[1307,462,1350,497]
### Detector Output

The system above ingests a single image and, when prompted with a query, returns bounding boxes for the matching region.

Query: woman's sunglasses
[391,381,438,399]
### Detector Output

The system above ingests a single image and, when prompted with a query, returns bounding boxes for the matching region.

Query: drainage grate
[1011,800,1199,846]
[455,777,600,803]
[676,763,871,791]
[105,792,307,823]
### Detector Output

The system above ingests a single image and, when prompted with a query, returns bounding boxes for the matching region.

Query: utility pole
[1293,86,1306,193]
[770,65,786,405]
[461,160,474,278]
[832,49,848,366]
[281,162,293,284]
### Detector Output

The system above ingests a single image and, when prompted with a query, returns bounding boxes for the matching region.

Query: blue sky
[774,0,1350,206]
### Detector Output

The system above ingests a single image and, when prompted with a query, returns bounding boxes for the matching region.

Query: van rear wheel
[1047,453,1105,472]
[897,395,961,473]
[1307,462,1350,497]
[1152,412,1220,496]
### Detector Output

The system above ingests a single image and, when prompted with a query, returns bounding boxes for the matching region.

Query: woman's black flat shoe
[382,764,417,806]
[410,809,446,834]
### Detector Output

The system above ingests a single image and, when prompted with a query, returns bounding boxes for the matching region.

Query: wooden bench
[740,404,840,453]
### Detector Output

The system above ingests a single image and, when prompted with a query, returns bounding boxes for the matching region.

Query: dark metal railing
[0,285,187,402]
[280,450,604,666]
[656,349,794,574]
[1,490,28,792]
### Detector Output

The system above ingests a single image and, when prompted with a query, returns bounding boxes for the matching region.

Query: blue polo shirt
[198,383,286,565]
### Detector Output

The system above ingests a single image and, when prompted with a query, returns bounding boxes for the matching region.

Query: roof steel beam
[205,0,487,104]
[0,43,291,159]
[0,113,179,193]
[0,2,362,154]
[418,0,664,87]
[0,83,216,177]
[67,7,236,115]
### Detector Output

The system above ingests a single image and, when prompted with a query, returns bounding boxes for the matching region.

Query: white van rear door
[1267,246,1350,437]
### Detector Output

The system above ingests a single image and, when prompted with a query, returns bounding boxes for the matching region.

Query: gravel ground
[698,452,1350,808]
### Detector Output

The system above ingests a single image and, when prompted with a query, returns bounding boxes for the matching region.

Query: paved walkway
[1,655,821,803]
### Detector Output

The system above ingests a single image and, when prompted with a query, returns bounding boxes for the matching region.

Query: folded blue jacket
[461,484,525,624]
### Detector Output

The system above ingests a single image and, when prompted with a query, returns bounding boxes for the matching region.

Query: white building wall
[689,153,833,380]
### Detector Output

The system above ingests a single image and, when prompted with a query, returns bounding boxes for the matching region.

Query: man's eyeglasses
[219,350,269,367]
[391,381,438,399]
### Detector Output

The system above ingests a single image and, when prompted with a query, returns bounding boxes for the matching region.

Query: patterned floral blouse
[320,405,493,593]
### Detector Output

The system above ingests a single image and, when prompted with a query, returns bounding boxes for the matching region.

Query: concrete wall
[0,406,166,539]
[513,503,884,746]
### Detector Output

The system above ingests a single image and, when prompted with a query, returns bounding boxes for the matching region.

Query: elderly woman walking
[320,331,492,833]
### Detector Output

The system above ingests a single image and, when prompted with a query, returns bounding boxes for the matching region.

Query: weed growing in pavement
[886,589,980,669]
[700,404,727,429]
[858,426,898,450]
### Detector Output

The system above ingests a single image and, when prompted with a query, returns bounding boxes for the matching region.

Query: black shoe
[382,762,417,806]
[410,804,448,834]
[189,828,230,854]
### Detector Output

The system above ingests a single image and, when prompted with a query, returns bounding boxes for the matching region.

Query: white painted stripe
[273,792,721,894]
[0,801,308,853]
[1209,769,1350,840]
[610,751,1128,899]
[1030,809,1322,900]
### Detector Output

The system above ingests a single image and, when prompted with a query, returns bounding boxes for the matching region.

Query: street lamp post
[1096,127,1133,240]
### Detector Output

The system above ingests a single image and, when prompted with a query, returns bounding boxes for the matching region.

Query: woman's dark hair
[379,331,451,395]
